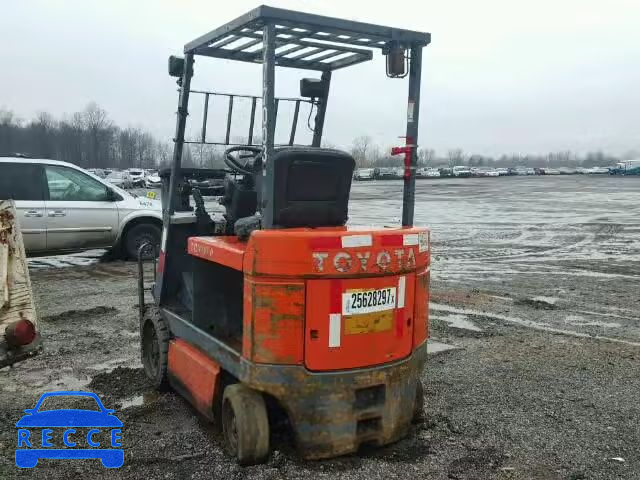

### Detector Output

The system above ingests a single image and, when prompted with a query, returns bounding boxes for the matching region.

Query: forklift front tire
[141,308,171,391]
[221,384,270,465]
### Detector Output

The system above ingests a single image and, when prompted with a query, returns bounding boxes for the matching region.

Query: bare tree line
[0,103,171,169]
[0,106,633,171]
[351,135,631,169]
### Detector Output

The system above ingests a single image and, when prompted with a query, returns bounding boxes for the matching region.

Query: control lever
[391,136,415,179]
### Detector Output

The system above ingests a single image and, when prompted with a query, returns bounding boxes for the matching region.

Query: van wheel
[124,223,160,260]
[141,307,170,391]
[221,384,270,465]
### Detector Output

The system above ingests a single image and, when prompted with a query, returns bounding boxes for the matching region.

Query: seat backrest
[270,147,355,228]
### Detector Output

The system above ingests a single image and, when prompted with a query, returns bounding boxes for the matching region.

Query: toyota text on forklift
[137,4,431,465]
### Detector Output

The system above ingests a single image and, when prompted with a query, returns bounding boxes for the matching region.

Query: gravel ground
[1,176,639,479]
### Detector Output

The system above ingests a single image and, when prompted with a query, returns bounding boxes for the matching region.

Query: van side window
[0,163,45,200]
[45,165,109,201]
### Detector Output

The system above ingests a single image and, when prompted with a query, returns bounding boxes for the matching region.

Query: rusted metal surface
[243,279,305,364]
[413,267,430,347]
[240,340,428,459]
[0,200,41,367]
[167,338,220,420]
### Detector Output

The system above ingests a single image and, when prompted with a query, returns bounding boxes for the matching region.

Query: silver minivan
[0,157,162,258]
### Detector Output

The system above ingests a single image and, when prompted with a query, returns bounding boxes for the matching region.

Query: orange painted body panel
[188,236,245,271]
[305,274,415,371]
[168,339,220,416]
[243,277,305,364]
[188,226,429,371]
[242,226,429,277]
[413,267,430,347]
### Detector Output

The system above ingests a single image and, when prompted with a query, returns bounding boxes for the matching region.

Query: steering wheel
[62,182,80,200]
[224,145,263,176]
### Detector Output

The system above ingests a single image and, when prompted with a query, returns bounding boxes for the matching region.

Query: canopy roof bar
[184,4,430,72]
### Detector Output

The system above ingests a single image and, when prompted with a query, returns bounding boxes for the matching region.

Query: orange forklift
[139,5,431,464]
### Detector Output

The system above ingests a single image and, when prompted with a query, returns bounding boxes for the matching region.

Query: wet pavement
[2,175,639,479]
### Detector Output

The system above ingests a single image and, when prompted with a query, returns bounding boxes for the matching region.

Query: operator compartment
[185,145,430,371]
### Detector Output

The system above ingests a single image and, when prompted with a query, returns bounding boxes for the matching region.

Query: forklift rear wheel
[221,384,270,465]
[414,380,425,422]
[141,308,170,391]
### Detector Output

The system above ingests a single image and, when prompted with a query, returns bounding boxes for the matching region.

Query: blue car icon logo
[15,391,123,468]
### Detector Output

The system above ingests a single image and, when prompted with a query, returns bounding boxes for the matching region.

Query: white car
[145,172,162,187]
[0,157,162,259]
[417,167,440,178]
[127,168,146,187]
[452,166,472,177]
[354,168,376,180]
[587,166,610,174]
[105,170,134,189]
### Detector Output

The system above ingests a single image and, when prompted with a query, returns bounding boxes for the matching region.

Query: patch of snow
[427,340,459,354]
[532,296,558,305]
[564,315,621,329]
[431,314,482,332]
[429,303,640,347]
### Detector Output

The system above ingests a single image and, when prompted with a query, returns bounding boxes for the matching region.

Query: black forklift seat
[270,147,355,228]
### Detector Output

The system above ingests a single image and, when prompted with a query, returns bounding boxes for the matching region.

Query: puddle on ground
[427,340,459,354]
[47,375,92,391]
[120,391,160,409]
[431,314,482,332]
[0,370,91,393]
[89,358,129,373]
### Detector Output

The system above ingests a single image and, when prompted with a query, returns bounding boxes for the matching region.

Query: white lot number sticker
[419,231,429,252]
[343,287,397,316]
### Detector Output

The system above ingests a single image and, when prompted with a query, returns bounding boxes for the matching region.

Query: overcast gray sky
[2,0,639,156]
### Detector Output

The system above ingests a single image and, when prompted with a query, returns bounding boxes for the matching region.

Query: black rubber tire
[141,307,171,391]
[414,380,425,422]
[123,223,160,260]
[221,384,270,465]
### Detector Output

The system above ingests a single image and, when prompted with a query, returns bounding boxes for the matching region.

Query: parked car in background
[417,167,440,178]
[610,159,640,174]
[496,168,510,176]
[377,167,399,180]
[452,165,472,177]
[438,167,454,178]
[0,157,162,259]
[105,171,133,189]
[354,168,376,180]
[127,168,146,187]
[587,166,610,174]
[621,166,640,175]
[474,168,499,177]
[87,168,107,178]
[145,171,162,187]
